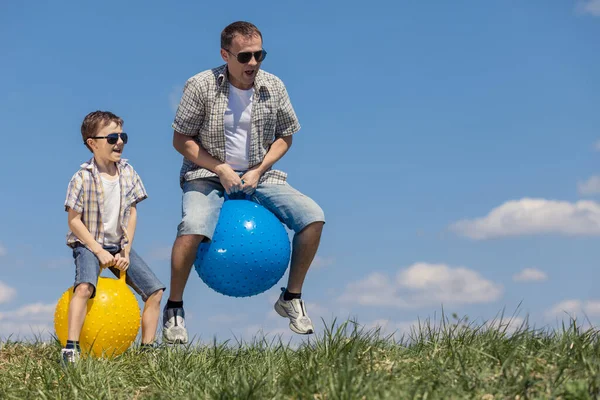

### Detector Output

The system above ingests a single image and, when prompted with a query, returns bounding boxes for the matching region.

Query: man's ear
[220,48,229,63]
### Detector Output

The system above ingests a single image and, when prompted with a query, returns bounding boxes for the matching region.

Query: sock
[283,289,301,301]
[167,300,183,309]
[66,340,80,351]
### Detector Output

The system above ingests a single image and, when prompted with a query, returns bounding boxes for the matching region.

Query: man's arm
[253,135,292,175]
[241,135,292,194]
[173,131,244,194]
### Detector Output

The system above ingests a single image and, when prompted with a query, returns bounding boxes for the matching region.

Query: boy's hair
[221,21,262,50]
[81,111,123,152]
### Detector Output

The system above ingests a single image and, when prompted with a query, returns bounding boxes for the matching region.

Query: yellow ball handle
[99,266,127,283]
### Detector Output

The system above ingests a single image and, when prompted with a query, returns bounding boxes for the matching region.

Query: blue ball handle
[224,192,252,201]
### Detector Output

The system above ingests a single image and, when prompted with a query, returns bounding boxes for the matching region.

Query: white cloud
[169,85,183,113]
[0,243,6,256]
[513,268,548,282]
[576,0,600,16]
[0,302,56,339]
[578,176,600,196]
[338,262,503,308]
[0,281,17,304]
[361,319,421,340]
[545,299,600,319]
[450,198,600,239]
[483,316,526,335]
[595,140,600,151]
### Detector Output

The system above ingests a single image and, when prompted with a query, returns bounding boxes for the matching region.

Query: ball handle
[99,266,127,284]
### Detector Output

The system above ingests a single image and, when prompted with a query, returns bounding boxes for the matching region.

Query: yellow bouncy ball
[54,270,141,358]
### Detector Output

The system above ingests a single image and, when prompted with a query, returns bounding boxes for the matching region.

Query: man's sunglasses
[224,48,267,64]
[89,132,128,145]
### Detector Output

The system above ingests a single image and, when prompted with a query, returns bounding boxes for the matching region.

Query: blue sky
[1,0,600,344]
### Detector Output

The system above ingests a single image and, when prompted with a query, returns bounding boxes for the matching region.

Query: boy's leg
[252,182,325,334]
[163,177,224,344]
[64,245,101,362]
[120,249,166,344]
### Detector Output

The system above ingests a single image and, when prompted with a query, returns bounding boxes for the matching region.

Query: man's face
[87,121,126,163]
[221,33,263,90]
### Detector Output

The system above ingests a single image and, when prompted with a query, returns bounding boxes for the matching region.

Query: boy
[62,111,165,364]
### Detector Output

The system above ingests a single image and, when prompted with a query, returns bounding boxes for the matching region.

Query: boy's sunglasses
[89,132,128,145]
[224,48,267,64]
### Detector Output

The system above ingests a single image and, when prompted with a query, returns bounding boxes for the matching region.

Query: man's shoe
[61,348,80,366]
[274,287,315,334]
[162,305,189,344]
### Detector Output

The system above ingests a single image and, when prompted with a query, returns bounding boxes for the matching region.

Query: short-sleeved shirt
[64,158,148,250]
[172,64,301,187]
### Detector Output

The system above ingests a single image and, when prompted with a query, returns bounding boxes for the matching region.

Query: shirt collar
[217,64,266,91]
[81,157,128,171]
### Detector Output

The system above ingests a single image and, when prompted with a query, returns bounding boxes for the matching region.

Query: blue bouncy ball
[195,195,291,297]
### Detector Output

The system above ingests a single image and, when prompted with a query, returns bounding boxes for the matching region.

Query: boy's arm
[123,204,138,256]
[67,208,114,267]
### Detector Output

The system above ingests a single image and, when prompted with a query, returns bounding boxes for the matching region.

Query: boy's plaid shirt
[64,158,148,250]
[172,64,301,187]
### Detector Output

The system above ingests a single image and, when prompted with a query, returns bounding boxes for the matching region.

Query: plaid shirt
[172,64,301,186]
[64,158,148,250]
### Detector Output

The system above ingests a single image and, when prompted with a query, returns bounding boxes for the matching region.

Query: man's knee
[299,221,324,236]
[175,234,205,249]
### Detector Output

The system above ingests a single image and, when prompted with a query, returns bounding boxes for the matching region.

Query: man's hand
[94,248,115,269]
[114,251,130,271]
[241,168,262,195]
[215,164,244,195]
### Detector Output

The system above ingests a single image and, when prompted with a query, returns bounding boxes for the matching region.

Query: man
[163,21,325,344]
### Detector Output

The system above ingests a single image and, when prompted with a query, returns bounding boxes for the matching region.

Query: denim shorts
[73,244,165,302]
[177,177,325,240]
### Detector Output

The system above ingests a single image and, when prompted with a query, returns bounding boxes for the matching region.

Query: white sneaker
[274,287,314,335]
[162,305,189,344]
[61,348,80,365]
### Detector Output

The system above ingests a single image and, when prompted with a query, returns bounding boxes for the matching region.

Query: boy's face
[86,121,126,163]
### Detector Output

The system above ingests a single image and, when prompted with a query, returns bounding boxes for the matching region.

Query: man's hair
[221,21,262,49]
[81,111,123,152]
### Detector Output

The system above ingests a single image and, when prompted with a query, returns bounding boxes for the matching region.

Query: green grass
[1,314,600,399]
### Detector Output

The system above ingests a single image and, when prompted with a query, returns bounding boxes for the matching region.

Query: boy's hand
[114,251,130,271]
[95,249,115,268]
[241,168,261,195]
[215,164,244,195]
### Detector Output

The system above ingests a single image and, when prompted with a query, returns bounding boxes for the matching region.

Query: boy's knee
[74,283,94,298]
[146,289,164,305]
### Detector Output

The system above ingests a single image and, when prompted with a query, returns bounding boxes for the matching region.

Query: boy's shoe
[162,305,189,344]
[61,348,80,366]
[274,287,315,335]
[139,342,159,353]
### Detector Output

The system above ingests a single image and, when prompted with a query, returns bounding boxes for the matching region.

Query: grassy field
[1,315,600,399]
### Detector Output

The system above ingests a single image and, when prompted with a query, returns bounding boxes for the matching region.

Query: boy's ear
[86,138,96,150]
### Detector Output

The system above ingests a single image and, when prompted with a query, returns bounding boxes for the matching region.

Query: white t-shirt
[224,84,254,171]
[101,175,123,246]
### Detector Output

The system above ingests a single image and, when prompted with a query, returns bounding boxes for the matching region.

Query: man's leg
[163,178,224,344]
[253,182,325,334]
[169,234,204,302]
[287,221,324,294]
